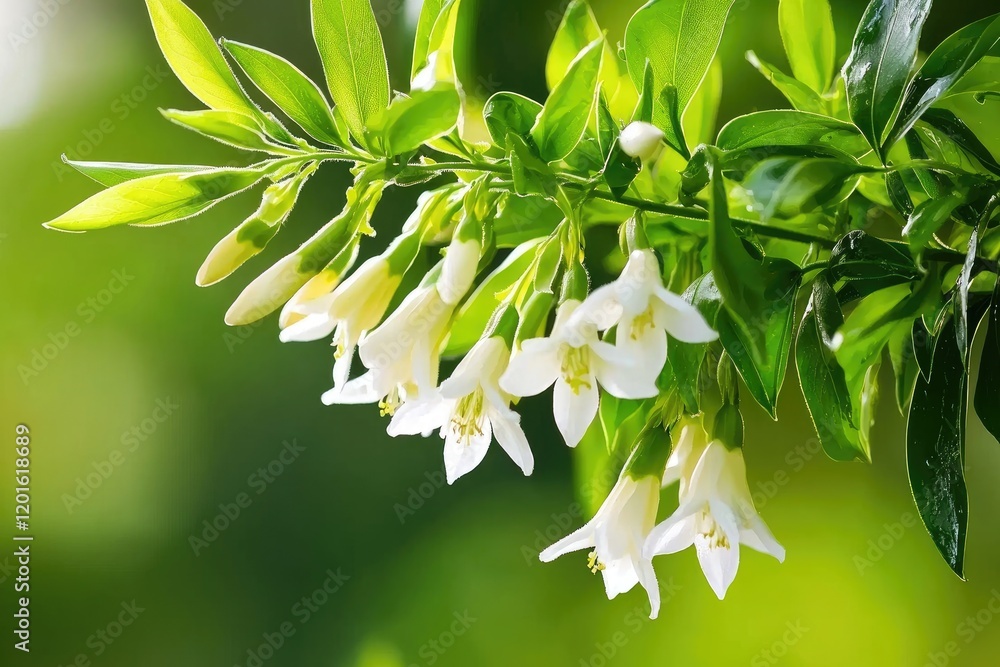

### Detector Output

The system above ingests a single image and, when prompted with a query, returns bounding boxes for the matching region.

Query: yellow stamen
[629,306,656,341]
[379,387,402,417]
[587,551,606,574]
[559,344,592,395]
[451,388,486,445]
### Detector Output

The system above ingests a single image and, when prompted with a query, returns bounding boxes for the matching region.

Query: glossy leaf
[887,14,1000,151]
[311,0,390,145]
[546,0,604,90]
[746,51,826,115]
[223,40,346,147]
[366,88,461,156]
[974,279,1000,443]
[921,108,1000,176]
[667,272,723,413]
[742,157,871,220]
[907,316,970,578]
[44,165,274,231]
[842,0,933,157]
[796,275,864,461]
[483,92,542,147]
[625,0,736,128]
[778,0,836,94]
[903,192,966,250]
[829,230,921,299]
[531,39,603,162]
[61,158,212,187]
[145,0,256,115]
[717,110,869,156]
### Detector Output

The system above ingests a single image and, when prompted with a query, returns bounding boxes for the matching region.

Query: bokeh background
[3,0,1000,665]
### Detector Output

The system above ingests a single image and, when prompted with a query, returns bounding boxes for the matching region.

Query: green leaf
[667,272,723,412]
[483,92,542,147]
[746,51,826,114]
[921,108,1000,176]
[508,133,560,199]
[444,240,541,356]
[145,0,256,115]
[887,14,1000,151]
[974,279,1000,443]
[412,0,446,81]
[903,192,966,250]
[222,39,346,147]
[60,158,213,187]
[530,38,603,162]
[741,157,870,220]
[682,57,723,151]
[796,275,865,461]
[311,0,391,146]
[842,0,933,158]
[716,110,870,156]
[546,0,604,91]
[161,109,295,153]
[624,0,736,128]
[493,194,562,248]
[907,315,970,578]
[43,164,274,231]
[366,88,461,156]
[955,230,979,360]
[828,230,921,300]
[778,0,836,94]
[888,320,920,414]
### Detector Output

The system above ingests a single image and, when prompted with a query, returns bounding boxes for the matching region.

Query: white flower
[438,238,480,306]
[619,121,665,162]
[323,284,454,410]
[539,472,663,619]
[387,336,533,484]
[280,256,401,388]
[500,300,658,448]
[574,249,718,372]
[645,424,785,600]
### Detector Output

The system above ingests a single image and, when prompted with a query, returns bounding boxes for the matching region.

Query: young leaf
[483,92,542,147]
[716,110,870,156]
[682,57,723,151]
[828,230,921,299]
[61,158,213,187]
[842,0,933,158]
[546,0,603,91]
[366,88,461,156]
[145,0,256,115]
[778,0,836,94]
[887,14,1000,151]
[311,0,391,145]
[921,108,1000,176]
[412,0,446,81]
[43,165,275,231]
[796,275,865,461]
[746,51,826,115]
[974,279,1000,443]
[161,109,297,154]
[907,316,970,579]
[530,38,603,162]
[741,157,871,220]
[222,40,347,147]
[624,0,736,128]
[903,192,966,250]
[493,194,562,247]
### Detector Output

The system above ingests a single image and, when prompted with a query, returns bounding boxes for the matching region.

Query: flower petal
[500,339,560,397]
[387,395,450,437]
[553,375,599,448]
[539,522,596,562]
[694,501,741,599]
[489,406,534,476]
[443,417,492,485]
[600,557,640,599]
[644,511,698,557]
[321,372,382,405]
[636,556,661,619]
[279,312,337,343]
[654,286,718,343]
[572,283,624,331]
[591,342,659,399]
[739,514,786,563]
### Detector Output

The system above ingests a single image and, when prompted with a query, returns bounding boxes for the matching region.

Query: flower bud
[619,121,665,162]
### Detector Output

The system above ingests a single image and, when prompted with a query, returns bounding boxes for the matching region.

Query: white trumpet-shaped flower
[574,249,718,371]
[324,284,454,410]
[387,336,533,484]
[645,424,785,600]
[500,300,658,448]
[540,469,663,618]
[618,121,665,162]
[280,256,401,389]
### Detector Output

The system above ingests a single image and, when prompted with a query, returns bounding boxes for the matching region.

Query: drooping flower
[645,422,785,599]
[618,121,665,162]
[500,300,658,448]
[280,255,401,388]
[574,248,718,371]
[539,429,670,618]
[387,336,533,484]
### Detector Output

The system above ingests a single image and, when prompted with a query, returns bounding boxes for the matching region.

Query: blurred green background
[3,0,1000,665]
